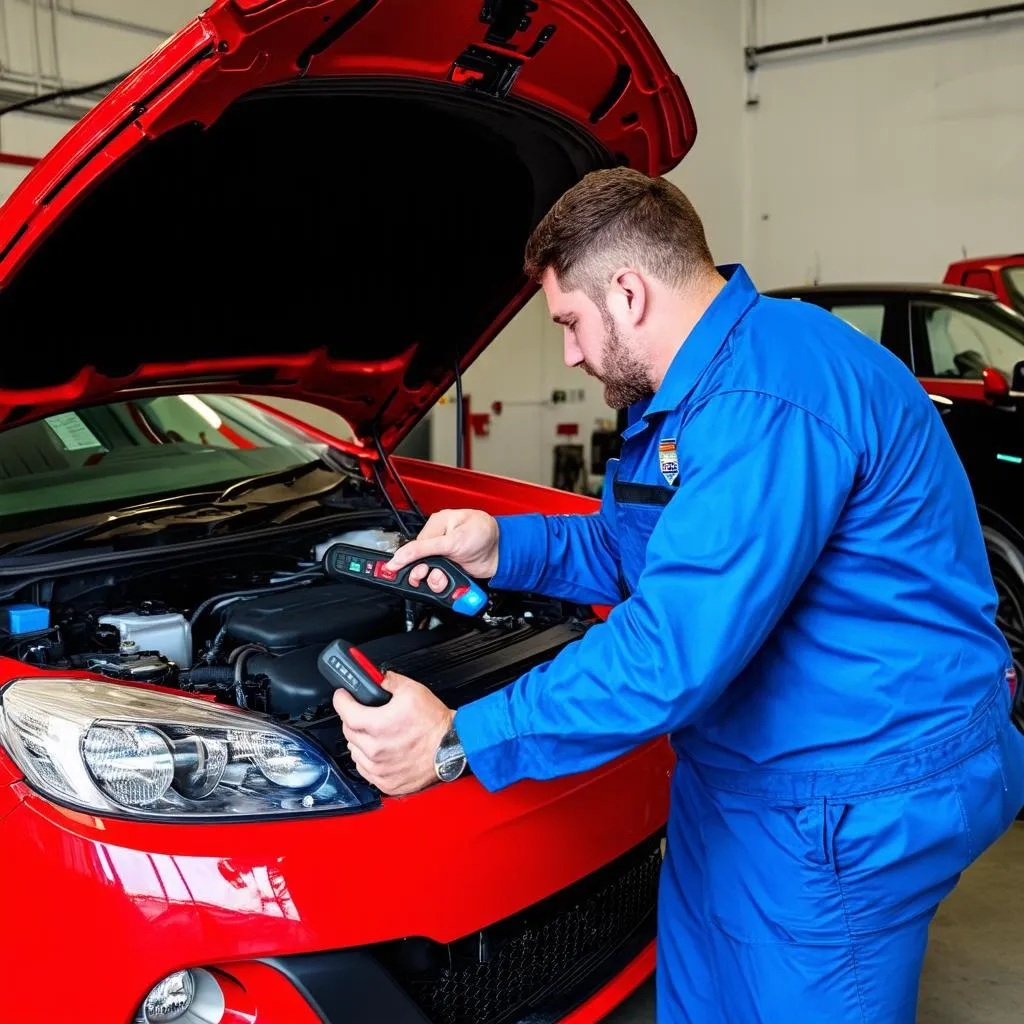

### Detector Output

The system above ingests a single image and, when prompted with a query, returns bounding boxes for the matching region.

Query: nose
[563,331,583,369]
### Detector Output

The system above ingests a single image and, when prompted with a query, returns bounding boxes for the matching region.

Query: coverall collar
[622,263,759,439]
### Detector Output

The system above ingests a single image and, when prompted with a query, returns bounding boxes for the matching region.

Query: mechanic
[333,167,1024,1023]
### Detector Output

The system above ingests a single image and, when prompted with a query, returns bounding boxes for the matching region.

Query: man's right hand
[385,509,500,593]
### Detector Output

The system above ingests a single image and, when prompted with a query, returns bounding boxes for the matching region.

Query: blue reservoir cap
[3,604,50,636]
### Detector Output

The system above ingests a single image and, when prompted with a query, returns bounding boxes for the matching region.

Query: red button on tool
[373,561,399,581]
[348,646,385,684]
[451,585,469,601]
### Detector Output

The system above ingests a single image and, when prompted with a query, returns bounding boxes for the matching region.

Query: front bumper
[242,834,660,1023]
[0,737,672,1023]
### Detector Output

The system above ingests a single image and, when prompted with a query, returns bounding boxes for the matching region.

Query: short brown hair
[523,167,714,297]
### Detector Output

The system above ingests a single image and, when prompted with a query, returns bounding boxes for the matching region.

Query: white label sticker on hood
[45,412,103,451]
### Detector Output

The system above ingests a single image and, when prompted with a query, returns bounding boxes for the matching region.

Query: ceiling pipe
[745,2,1024,69]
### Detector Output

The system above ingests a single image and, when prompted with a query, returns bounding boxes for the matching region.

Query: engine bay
[0,522,590,775]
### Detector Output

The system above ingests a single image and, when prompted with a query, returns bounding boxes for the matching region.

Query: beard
[580,310,656,411]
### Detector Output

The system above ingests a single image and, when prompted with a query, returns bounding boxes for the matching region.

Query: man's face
[540,268,655,410]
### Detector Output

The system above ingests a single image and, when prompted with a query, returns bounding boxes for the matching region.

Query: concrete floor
[607,821,1024,1023]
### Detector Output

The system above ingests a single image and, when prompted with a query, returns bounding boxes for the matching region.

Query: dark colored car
[766,283,1024,692]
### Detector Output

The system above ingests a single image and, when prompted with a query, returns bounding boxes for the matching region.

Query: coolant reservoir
[97,612,192,669]
[313,529,403,562]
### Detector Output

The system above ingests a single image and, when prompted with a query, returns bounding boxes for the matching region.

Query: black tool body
[317,639,391,707]
[322,543,487,616]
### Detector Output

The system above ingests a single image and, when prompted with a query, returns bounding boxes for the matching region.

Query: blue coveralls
[454,265,1024,1022]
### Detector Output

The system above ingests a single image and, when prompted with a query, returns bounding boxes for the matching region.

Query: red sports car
[0,2,695,1022]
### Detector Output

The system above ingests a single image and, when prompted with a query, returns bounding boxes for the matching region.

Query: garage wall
[431,0,746,486]
[745,0,1024,289]
[0,0,198,201]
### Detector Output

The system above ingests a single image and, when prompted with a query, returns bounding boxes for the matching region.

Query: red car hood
[0,0,694,451]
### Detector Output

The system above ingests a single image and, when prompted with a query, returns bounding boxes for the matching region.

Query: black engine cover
[221,581,403,653]
[252,622,584,719]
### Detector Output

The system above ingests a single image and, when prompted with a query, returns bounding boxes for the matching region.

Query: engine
[0,526,589,740]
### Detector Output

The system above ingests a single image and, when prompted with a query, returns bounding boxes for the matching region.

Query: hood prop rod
[454,351,465,469]
[371,391,425,539]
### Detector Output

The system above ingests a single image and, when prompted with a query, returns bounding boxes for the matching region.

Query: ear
[607,268,648,327]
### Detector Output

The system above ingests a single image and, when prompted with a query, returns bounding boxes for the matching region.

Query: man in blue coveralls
[334,168,1024,1022]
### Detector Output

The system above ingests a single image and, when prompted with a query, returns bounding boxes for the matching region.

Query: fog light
[135,968,225,1024]
[143,970,195,1022]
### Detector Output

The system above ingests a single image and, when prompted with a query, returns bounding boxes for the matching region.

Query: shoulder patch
[658,437,679,486]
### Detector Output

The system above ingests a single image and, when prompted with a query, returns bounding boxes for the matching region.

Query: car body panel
[0,429,656,1020]
[0,0,696,451]
[0,736,671,1022]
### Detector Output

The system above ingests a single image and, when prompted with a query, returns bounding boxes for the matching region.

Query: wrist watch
[434,724,468,783]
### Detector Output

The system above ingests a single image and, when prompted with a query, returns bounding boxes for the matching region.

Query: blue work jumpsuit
[454,264,1024,1023]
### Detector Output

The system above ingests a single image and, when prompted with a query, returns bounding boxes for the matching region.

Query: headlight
[0,678,371,819]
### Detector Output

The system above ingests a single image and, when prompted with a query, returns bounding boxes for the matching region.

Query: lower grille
[380,835,663,1024]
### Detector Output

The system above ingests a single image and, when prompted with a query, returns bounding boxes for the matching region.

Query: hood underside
[0,0,694,449]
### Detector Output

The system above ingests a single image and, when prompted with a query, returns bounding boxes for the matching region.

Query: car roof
[764,282,995,300]
[946,254,1024,270]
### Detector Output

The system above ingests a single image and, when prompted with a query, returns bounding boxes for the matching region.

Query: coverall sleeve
[489,459,624,606]
[455,392,859,791]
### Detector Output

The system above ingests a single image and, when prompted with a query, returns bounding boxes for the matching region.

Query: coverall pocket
[615,502,666,584]
[699,788,850,946]
[953,724,1024,864]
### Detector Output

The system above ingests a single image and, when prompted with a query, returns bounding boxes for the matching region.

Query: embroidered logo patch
[658,438,679,486]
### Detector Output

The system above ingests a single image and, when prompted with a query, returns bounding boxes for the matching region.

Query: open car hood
[0,0,694,451]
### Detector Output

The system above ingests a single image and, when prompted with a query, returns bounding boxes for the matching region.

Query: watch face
[435,728,466,783]
[436,753,466,783]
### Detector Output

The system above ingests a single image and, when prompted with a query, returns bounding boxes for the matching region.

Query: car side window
[1004,268,1024,315]
[913,302,1019,379]
[829,304,885,344]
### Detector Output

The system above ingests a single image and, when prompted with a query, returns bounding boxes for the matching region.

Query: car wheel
[984,529,1024,818]
[984,528,1024,685]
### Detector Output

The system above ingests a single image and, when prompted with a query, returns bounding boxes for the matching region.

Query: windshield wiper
[0,461,356,559]
[0,501,258,558]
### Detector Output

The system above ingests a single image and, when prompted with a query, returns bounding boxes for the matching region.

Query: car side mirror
[983,365,1010,400]
[1012,360,1024,392]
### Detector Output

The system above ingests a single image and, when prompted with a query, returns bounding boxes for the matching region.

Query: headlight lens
[0,678,371,818]
[84,724,176,806]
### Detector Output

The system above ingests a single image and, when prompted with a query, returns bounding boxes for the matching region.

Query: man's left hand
[332,671,455,796]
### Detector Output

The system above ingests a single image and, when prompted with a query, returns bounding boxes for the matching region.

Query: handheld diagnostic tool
[317,639,391,707]
[323,543,487,616]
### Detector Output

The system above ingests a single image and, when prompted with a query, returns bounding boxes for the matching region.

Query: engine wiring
[187,566,324,629]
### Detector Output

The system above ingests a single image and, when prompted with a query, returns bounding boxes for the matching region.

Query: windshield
[1004,267,1024,316]
[0,395,352,526]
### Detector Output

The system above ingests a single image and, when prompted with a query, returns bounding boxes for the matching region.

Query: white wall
[0,0,198,202]
[745,0,1024,289]
[432,0,746,486]
[631,0,746,265]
